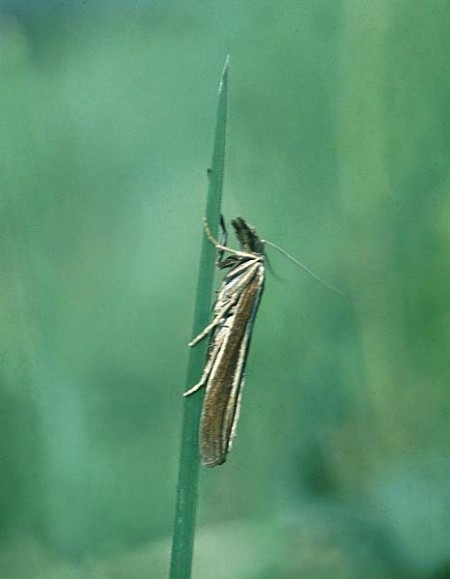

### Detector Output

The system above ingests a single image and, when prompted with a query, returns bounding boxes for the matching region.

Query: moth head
[231,217,265,255]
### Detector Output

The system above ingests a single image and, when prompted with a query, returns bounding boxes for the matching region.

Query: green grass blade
[169,56,229,579]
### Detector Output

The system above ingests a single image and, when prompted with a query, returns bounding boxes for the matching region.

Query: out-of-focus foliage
[0,2,449,578]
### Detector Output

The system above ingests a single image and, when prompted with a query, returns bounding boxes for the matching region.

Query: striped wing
[200,263,264,467]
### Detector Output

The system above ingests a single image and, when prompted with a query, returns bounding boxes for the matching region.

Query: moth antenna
[263,239,346,298]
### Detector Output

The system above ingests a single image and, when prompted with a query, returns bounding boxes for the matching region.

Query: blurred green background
[1,1,449,578]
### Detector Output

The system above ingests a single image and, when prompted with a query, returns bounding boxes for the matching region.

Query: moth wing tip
[202,456,227,468]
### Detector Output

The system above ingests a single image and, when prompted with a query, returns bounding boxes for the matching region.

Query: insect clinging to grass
[184,216,343,467]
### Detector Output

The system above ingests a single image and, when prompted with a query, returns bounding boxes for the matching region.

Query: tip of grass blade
[219,55,230,91]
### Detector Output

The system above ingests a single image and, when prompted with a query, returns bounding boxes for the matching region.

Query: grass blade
[169,56,229,579]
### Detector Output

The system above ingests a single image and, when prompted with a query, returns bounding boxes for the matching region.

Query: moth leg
[188,299,235,347]
[203,217,225,249]
[183,330,225,396]
[202,217,256,261]
[216,214,227,266]
[183,376,207,397]
[189,316,222,347]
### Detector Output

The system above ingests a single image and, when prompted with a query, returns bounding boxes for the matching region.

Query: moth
[184,217,265,467]
[184,216,342,467]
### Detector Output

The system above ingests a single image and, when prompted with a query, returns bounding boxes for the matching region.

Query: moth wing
[200,265,264,467]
